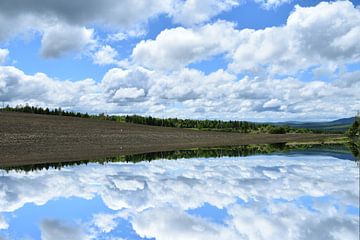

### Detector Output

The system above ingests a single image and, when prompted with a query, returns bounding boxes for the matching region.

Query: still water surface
[0,147,359,240]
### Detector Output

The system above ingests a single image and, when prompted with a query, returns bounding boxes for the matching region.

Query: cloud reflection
[40,219,90,240]
[0,155,359,240]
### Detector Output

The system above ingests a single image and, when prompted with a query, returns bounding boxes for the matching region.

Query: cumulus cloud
[0,214,9,230]
[92,213,120,233]
[148,68,204,101]
[230,1,360,74]
[0,48,9,64]
[101,67,152,104]
[0,65,359,120]
[2,1,360,121]
[254,0,291,9]
[130,1,360,75]
[132,21,239,70]
[262,98,282,109]
[0,0,242,55]
[114,87,145,99]
[40,219,90,240]
[106,28,147,42]
[0,66,105,113]
[0,0,172,59]
[132,207,238,240]
[170,0,241,26]
[334,70,360,88]
[102,67,152,91]
[0,0,289,42]
[92,45,118,66]
[0,155,358,239]
[40,24,95,58]
[0,0,172,38]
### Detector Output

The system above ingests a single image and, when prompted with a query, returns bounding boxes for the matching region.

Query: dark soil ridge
[0,112,343,167]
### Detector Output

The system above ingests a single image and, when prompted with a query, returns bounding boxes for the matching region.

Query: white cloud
[263,98,282,109]
[334,70,360,88]
[92,45,118,66]
[0,66,104,113]
[41,24,95,58]
[113,87,145,100]
[170,0,241,26]
[131,1,360,75]
[230,1,360,74]
[0,0,243,58]
[228,199,359,240]
[132,207,238,240]
[92,213,119,233]
[0,1,173,59]
[107,32,127,42]
[0,0,357,73]
[0,155,358,239]
[101,67,152,104]
[0,65,359,120]
[0,1,173,39]
[107,28,147,43]
[0,0,290,45]
[0,214,9,230]
[148,68,204,101]
[40,219,91,240]
[132,21,239,70]
[101,67,152,91]
[254,0,291,9]
[0,48,9,64]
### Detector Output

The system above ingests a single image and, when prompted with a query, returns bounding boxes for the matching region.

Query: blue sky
[0,154,358,239]
[0,0,359,121]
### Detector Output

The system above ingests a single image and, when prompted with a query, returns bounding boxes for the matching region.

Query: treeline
[347,115,360,139]
[347,115,360,162]
[0,144,309,172]
[0,144,290,172]
[0,105,124,122]
[124,115,312,134]
[3,143,356,172]
[1,105,313,134]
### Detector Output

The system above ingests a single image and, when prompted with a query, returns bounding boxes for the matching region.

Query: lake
[0,145,359,240]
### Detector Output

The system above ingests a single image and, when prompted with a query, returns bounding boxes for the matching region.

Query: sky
[0,155,359,239]
[0,0,359,121]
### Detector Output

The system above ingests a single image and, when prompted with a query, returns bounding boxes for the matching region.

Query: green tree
[347,116,360,139]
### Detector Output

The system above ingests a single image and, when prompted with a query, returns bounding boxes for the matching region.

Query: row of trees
[347,115,360,162]
[1,105,312,134]
[124,115,312,134]
[347,115,360,139]
[1,105,90,117]
[125,115,258,130]
[0,105,124,122]
[7,143,355,172]
[0,143,305,172]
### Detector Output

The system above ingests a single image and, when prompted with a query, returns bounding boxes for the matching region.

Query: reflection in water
[0,152,359,240]
[1,143,357,172]
[348,141,360,161]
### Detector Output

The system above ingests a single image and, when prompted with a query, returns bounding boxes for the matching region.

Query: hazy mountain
[271,117,355,133]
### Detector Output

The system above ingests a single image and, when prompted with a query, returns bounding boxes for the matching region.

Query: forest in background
[0,105,346,134]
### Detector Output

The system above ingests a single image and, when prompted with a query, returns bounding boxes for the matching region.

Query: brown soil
[0,112,343,167]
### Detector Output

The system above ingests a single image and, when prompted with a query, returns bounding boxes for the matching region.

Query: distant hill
[272,117,355,133]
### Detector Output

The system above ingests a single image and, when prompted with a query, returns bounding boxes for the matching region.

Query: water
[0,146,359,240]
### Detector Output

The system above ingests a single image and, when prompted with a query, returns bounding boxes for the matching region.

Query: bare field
[0,112,343,167]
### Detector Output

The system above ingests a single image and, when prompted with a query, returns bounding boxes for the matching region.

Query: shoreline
[2,142,353,172]
[0,112,345,167]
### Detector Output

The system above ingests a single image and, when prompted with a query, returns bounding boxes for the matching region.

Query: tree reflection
[1,143,357,172]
